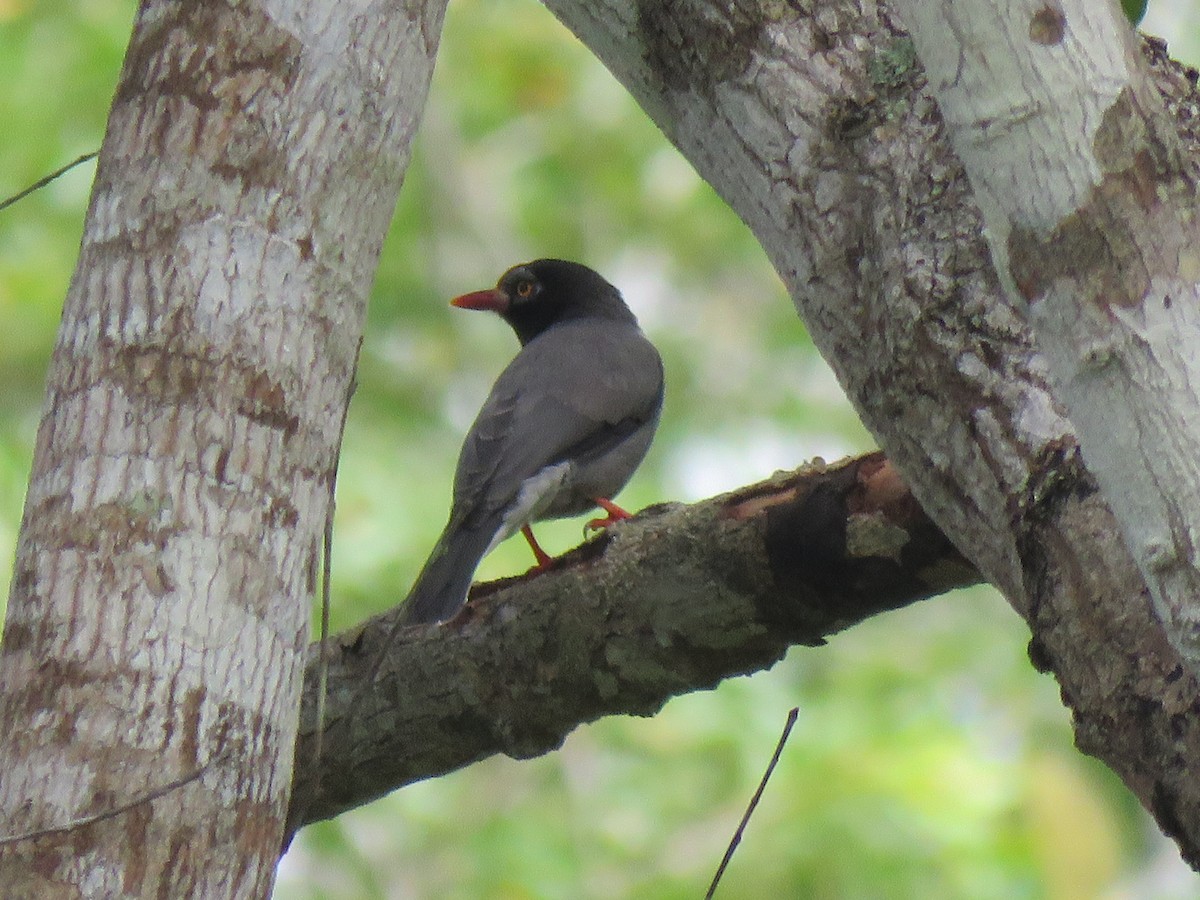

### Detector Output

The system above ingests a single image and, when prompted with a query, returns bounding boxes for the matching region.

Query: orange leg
[522,524,554,571]
[585,497,632,532]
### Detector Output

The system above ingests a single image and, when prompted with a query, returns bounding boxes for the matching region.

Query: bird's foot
[585,497,632,533]
[522,524,555,572]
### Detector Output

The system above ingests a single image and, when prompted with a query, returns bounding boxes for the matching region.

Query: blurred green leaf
[1122,0,1148,26]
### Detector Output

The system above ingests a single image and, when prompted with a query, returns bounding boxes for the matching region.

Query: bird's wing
[450,320,663,529]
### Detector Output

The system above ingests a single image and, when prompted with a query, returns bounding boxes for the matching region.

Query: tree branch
[285,452,978,836]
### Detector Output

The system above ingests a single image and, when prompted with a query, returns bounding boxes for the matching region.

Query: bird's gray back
[450,318,663,529]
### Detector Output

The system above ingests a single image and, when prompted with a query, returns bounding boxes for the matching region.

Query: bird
[399,259,664,625]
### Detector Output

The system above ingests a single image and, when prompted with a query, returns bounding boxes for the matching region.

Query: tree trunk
[0,0,446,895]
[537,0,1200,865]
[897,0,1200,680]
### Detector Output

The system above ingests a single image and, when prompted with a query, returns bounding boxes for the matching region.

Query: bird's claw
[584,497,632,534]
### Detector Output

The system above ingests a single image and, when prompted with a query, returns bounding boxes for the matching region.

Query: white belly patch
[486,461,573,556]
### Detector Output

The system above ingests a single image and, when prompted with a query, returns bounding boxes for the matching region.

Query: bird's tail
[400,520,497,624]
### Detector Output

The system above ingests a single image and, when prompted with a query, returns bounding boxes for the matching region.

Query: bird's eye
[516,279,535,299]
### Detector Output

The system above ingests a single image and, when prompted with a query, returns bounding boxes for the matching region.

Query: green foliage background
[2,0,1197,897]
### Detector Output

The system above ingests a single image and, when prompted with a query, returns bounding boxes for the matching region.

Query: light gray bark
[898,0,1200,679]
[0,0,446,895]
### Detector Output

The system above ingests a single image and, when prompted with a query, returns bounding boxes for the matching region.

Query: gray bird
[400,259,664,624]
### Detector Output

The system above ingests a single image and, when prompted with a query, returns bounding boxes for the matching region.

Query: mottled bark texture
[900,0,1200,684]
[538,0,1200,867]
[286,453,977,834]
[0,0,446,896]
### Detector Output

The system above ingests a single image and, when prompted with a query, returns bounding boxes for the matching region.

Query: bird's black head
[451,259,637,346]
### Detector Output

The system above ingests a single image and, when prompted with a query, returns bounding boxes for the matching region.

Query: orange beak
[450,288,508,313]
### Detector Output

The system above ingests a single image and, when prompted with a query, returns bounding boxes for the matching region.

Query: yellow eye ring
[516,280,534,298]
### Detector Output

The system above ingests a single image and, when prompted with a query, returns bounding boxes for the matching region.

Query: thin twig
[0,151,98,213]
[314,498,334,772]
[705,707,799,899]
[0,751,226,846]
[313,368,357,775]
